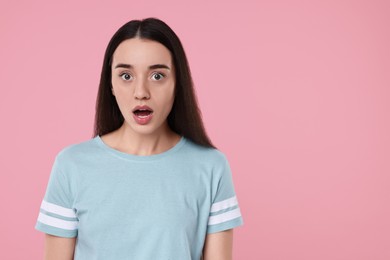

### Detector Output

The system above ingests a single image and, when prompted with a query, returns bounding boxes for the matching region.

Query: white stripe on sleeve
[210,196,238,213]
[37,212,78,230]
[208,207,242,226]
[41,200,76,218]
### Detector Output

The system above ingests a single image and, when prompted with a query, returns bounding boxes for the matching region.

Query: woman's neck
[101,124,181,156]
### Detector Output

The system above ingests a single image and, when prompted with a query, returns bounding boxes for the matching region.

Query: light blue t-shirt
[35,135,243,259]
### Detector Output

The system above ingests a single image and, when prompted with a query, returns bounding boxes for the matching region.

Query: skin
[44,38,233,259]
[202,229,234,260]
[44,235,75,260]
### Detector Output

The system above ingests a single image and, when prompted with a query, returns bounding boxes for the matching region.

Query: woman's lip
[132,105,153,112]
[133,112,153,125]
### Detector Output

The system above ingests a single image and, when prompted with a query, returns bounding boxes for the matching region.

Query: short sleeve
[35,154,78,238]
[207,153,244,234]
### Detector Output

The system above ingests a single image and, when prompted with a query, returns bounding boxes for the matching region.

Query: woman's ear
[111,87,115,96]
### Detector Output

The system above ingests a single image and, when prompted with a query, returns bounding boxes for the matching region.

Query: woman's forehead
[112,38,173,68]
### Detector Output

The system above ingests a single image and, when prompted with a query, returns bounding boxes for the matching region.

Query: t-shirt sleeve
[207,152,244,234]
[35,153,78,238]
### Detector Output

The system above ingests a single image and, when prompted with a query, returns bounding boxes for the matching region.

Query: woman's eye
[151,72,165,81]
[120,73,132,81]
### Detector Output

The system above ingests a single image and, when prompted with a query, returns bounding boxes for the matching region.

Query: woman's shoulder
[182,137,228,163]
[55,136,99,161]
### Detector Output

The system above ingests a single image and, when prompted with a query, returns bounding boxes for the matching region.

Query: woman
[35,17,243,259]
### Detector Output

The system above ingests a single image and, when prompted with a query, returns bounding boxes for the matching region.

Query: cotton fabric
[35,135,243,259]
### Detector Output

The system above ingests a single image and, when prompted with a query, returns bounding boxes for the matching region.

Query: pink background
[1,0,389,259]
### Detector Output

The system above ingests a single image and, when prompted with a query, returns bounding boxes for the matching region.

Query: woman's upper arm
[44,234,76,260]
[202,229,233,260]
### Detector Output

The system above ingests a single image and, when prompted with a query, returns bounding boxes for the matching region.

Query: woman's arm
[202,229,233,260]
[44,234,76,260]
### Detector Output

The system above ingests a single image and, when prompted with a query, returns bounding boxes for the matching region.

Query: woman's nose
[133,79,150,100]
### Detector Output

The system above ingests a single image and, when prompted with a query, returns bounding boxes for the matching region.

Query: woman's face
[111,38,175,137]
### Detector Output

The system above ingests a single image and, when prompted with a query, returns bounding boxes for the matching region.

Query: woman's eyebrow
[114,63,171,70]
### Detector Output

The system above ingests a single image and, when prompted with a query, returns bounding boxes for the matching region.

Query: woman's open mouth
[132,105,154,125]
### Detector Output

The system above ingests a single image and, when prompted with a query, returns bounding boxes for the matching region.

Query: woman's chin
[124,121,168,137]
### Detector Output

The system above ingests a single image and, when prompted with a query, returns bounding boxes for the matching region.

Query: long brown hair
[93,17,215,148]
